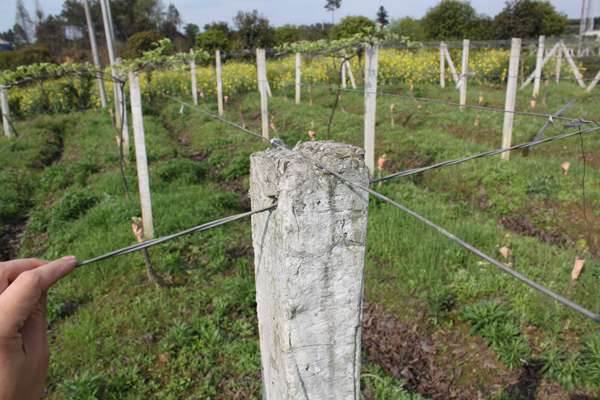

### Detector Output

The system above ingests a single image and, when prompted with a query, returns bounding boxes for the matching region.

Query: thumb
[0,256,76,337]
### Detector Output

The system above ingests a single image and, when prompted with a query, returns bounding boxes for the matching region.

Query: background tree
[376,6,389,27]
[389,17,426,41]
[161,3,182,39]
[330,15,375,39]
[493,0,568,39]
[275,25,302,46]
[35,15,67,55]
[196,22,232,52]
[232,10,275,50]
[124,30,165,58]
[183,23,199,47]
[422,0,489,40]
[15,0,35,45]
[324,0,342,24]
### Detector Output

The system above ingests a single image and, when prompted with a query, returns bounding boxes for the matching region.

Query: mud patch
[0,218,27,260]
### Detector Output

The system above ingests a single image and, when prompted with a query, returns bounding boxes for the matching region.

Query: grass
[1,77,599,398]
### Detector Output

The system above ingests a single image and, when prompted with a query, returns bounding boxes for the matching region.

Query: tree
[196,22,232,52]
[376,6,389,27]
[35,15,67,54]
[275,25,301,46]
[161,3,182,38]
[233,10,275,49]
[15,0,34,44]
[422,0,488,40]
[330,15,375,40]
[493,0,568,39]
[325,0,342,24]
[124,30,164,58]
[389,17,426,41]
[184,23,199,47]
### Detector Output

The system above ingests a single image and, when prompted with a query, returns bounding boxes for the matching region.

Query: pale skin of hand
[0,256,77,400]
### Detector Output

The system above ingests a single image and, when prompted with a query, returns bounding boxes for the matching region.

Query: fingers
[22,294,50,373]
[0,259,47,293]
[0,256,77,336]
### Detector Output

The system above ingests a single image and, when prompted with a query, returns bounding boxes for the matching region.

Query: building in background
[0,39,12,51]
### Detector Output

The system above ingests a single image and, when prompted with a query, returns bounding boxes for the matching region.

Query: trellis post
[459,39,470,110]
[341,57,347,89]
[502,38,521,161]
[256,48,269,139]
[0,86,13,138]
[346,60,357,89]
[250,141,369,400]
[99,0,121,127]
[555,45,562,83]
[364,44,379,175]
[82,0,108,108]
[129,71,154,240]
[115,58,129,158]
[295,53,301,104]
[440,42,446,88]
[215,49,224,115]
[190,49,198,105]
[533,35,545,98]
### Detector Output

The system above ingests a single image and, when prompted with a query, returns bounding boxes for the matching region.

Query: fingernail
[62,255,77,263]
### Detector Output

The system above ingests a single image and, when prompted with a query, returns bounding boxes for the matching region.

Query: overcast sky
[0,0,586,33]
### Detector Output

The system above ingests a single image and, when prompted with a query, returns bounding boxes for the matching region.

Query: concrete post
[345,60,357,89]
[257,49,269,139]
[115,58,129,157]
[363,44,379,175]
[295,53,301,104]
[502,38,521,161]
[99,0,121,127]
[459,39,470,110]
[444,46,459,85]
[555,45,562,83]
[533,35,545,98]
[0,86,13,138]
[587,70,600,93]
[129,71,154,239]
[82,0,108,108]
[190,49,198,105]
[561,43,587,88]
[341,58,347,89]
[440,42,446,88]
[250,141,369,400]
[216,49,224,115]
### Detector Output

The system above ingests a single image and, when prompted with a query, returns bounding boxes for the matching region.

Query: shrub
[125,31,165,59]
[51,189,99,224]
[0,46,51,70]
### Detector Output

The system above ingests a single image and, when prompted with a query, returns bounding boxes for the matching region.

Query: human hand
[0,257,77,400]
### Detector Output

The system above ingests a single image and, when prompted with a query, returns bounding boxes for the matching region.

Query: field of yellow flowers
[5,47,570,117]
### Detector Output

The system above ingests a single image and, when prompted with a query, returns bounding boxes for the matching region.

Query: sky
[0,0,587,33]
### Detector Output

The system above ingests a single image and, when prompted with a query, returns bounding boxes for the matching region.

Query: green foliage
[155,158,206,184]
[389,17,426,42]
[460,301,531,368]
[51,189,99,225]
[124,31,165,59]
[233,9,275,49]
[330,16,376,40]
[0,46,51,70]
[422,0,489,40]
[196,22,231,53]
[493,0,568,39]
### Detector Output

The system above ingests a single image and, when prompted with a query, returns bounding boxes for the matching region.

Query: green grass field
[1,79,599,399]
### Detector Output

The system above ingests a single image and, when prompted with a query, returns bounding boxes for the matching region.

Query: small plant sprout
[377,154,388,171]
[499,246,511,259]
[571,257,585,281]
[478,94,484,105]
[389,104,395,126]
[474,115,481,127]
[224,95,229,103]
[308,130,317,141]
[530,98,537,109]
[270,116,277,132]
[199,90,204,98]
[561,161,571,175]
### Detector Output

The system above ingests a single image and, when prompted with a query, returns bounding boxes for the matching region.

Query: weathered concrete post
[190,49,198,106]
[440,42,446,88]
[555,45,562,83]
[459,39,470,110]
[532,35,545,98]
[295,53,301,104]
[257,48,270,139]
[250,141,369,400]
[502,38,521,161]
[364,44,379,175]
[0,86,13,138]
[215,49,224,115]
[82,0,108,108]
[345,60,357,89]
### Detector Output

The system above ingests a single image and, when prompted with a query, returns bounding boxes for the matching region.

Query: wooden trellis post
[129,71,154,240]
[0,86,13,138]
[440,42,446,88]
[190,49,198,105]
[532,35,545,98]
[363,44,379,175]
[502,38,521,161]
[256,48,269,139]
[216,49,224,115]
[250,141,369,400]
[459,39,470,110]
[295,53,301,104]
